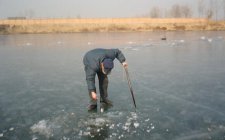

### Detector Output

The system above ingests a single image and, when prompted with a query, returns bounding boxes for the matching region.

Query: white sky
[0,0,224,19]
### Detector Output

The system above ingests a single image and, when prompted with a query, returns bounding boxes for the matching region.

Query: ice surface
[1,32,225,139]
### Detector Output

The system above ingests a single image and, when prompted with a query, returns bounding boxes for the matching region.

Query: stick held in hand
[124,67,137,108]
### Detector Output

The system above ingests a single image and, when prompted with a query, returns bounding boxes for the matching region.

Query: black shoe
[100,99,113,107]
[88,105,97,112]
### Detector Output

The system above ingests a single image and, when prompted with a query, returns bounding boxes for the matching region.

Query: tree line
[148,0,225,20]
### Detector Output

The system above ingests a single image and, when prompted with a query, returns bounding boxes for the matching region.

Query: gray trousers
[89,72,108,105]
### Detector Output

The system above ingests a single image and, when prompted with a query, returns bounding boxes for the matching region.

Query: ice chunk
[145,118,150,122]
[9,127,14,131]
[207,38,213,42]
[200,36,206,40]
[127,41,136,44]
[83,131,91,136]
[180,40,185,43]
[217,36,223,39]
[57,41,63,45]
[133,122,139,128]
[78,130,83,136]
[122,125,129,131]
[100,108,104,113]
[0,133,3,137]
[125,122,131,126]
[86,117,111,127]
[26,43,32,46]
[117,123,122,127]
[109,124,115,129]
[30,120,53,138]
[131,48,139,51]
[124,46,132,50]
[112,133,117,136]
[87,42,93,45]
[32,136,38,140]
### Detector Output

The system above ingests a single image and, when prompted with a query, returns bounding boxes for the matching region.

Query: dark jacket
[83,48,126,92]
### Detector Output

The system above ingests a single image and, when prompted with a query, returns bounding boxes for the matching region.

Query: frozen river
[0,31,225,140]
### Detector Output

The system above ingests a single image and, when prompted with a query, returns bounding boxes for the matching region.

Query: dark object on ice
[161,37,167,40]
[124,67,137,109]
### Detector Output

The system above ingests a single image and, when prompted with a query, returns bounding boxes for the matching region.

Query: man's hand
[122,62,128,68]
[91,91,97,100]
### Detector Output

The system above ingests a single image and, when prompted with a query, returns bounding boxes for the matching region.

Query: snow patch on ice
[30,120,53,138]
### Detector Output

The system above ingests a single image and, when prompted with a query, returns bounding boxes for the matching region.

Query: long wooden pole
[124,67,137,108]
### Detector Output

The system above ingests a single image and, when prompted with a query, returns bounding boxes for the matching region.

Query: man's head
[101,58,114,75]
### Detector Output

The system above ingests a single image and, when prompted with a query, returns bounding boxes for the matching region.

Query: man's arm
[84,66,97,97]
[114,49,126,63]
[113,49,128,67]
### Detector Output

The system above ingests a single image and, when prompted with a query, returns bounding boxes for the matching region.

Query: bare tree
[208,0,219,20]
[206,9,213,19]
[181,5,192,18]
[224,0,225,20]
[216,0,224,20]
[25,9,35,19]
[170,4,182,18]
[76,15,81,19]
[150,7,161,18]
[164,9,169,18]
[215,0,218,20]
[198,0,205,18]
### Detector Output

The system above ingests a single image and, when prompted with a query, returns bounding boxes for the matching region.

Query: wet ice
[1,32,225,139]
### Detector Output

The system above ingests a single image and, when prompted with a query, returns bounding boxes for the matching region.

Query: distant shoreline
[0,18,225,34]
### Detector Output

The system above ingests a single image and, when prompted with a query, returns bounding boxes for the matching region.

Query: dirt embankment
[0,18,224,34]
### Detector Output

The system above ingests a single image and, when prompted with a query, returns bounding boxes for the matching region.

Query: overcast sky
[0,0,224,19]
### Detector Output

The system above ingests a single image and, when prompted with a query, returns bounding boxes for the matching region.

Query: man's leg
[97,72,113,106]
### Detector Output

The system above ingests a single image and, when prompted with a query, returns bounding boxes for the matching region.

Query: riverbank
[0,18,225,34]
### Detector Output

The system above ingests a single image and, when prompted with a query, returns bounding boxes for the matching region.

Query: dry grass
[0,18,224,34]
